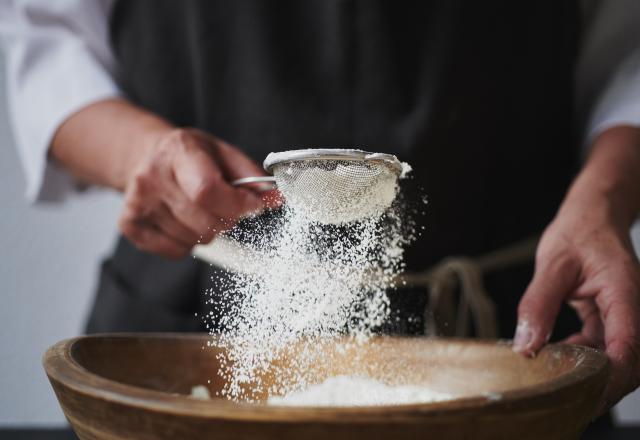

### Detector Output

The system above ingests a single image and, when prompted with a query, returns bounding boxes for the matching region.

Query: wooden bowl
[43,333,608,440]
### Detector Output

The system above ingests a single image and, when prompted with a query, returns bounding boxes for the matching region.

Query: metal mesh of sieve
[268,154,400,224]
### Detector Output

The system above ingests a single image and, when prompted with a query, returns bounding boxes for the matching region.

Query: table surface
[2,427,640,440]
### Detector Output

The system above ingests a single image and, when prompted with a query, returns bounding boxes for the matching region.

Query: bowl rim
[43,332,609,423]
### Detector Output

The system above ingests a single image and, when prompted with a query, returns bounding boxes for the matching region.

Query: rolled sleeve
[578,0,640,149]
[586,48,640,144]
[1,0,118,202]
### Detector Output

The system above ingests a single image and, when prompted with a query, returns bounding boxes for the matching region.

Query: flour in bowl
[268,375,452,407]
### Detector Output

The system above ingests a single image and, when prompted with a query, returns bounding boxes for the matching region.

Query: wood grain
[43,334,609,440]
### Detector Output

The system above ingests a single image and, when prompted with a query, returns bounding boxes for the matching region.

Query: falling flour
[205,158,416,403]
[268,376,452,407]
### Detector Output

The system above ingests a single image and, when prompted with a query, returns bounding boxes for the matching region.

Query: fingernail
[513,320,533,353]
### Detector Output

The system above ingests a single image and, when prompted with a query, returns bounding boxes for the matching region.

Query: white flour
[206,158,415,402]
[189,385,211,400]
[268,376,452,407]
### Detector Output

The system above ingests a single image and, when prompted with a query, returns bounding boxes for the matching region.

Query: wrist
[561,126,640,231]
[50,98,176,192]
[561,183,634,232]
[118,123,174,190]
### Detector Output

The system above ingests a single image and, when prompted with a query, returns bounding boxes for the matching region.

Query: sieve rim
[263,148,403,175]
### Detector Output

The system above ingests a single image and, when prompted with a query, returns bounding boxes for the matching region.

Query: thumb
[213,140,281,208]
[188,129,267,180]
[514,256,580,356]
[214,140,268,181]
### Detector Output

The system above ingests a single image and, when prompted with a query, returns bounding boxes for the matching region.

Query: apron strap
[399,237,539,338]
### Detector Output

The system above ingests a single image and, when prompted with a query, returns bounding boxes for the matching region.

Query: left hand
[513,128,640,413]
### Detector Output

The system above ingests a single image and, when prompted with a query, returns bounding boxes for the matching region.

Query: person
[1,0,639,415]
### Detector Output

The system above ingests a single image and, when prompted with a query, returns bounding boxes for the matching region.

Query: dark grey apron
[86,0,581,338]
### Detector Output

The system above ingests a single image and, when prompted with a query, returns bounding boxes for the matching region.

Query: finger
[161,176,239,242]
[595,286,640,412]
[173,208,232,244]
[564,333,591,347]
[187,131,281,210]
[564,322,604,348]
[128,172,224,242]
[261,188,284,209]
[231,183,283,210]
[152,203,201,247]
[198,133,287,205]
[202,134,267,181]
[173,145,264,219]
[514,255,580,356]
[563,322,604,348]
[563,299,604,348]
[119,217,191,259]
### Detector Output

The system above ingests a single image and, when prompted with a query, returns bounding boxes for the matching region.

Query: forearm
[561,126,640,231]
[50,98,173,191]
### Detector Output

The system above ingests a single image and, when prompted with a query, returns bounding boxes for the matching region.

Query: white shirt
[1,0,640,202]
[0,0,118,201]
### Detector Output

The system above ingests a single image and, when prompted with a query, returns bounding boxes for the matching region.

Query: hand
[50,99,276,259]
[119,128,272,258]
[513,135,640,412]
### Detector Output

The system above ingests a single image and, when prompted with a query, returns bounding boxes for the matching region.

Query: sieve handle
[231,175,277,190]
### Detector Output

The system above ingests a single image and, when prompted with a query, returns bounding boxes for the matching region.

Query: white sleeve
[578,0,640,148]
[586,49,640,142]
[0,0,118,202]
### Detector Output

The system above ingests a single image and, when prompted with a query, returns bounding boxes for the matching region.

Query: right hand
[119,128,270,258]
